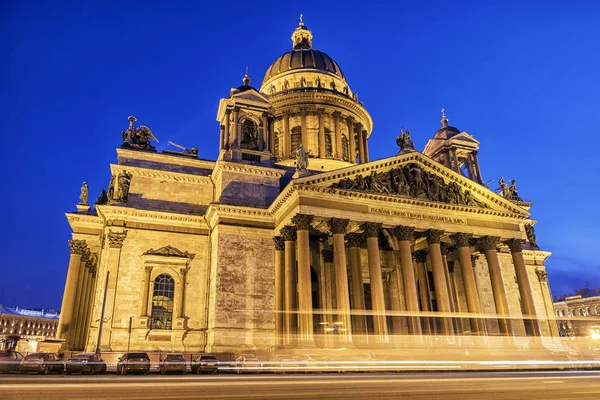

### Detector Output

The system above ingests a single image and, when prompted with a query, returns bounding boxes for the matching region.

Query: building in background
[554,288,600,338]
[0,305,59,351]
[59,19,557,354]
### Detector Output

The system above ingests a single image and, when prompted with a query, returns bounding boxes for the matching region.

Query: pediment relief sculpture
[330,163,488,208]
[144,245,195,259]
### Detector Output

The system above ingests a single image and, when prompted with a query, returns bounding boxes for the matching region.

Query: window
[240,119,259,150]
[150,274,175,330]
[324,128,333,157]
[291,126,302,154]
[459,160,470,178]
[341,135,349,161]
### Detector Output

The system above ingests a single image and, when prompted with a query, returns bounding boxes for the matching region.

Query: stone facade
[58,19,558,355]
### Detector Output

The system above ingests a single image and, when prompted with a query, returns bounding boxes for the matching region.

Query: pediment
[143,245,195,259]
[230,88,271,106]
[293,151,529,217]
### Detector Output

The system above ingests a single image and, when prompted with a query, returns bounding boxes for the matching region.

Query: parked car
[159,354,186,374]
[0,350,23,373]
[116,352,151,375]
[19,353,64,375]
[191,354,219,374]
[234,354,262,373]
[66,353,107,375]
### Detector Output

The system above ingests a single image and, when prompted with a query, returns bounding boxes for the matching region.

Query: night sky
[1,1,599,310]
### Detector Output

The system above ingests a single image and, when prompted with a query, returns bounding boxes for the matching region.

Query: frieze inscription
[370,207,467,224]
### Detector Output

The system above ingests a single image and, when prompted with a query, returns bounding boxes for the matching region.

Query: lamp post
[95,271,110,355]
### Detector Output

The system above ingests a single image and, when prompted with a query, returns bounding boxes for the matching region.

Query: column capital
[392,225,414,242]
[329,218,349,235]
[107,230,128,248]
[361,222,381,238]
[440,243,457,256]
[414,250,427,263]
[471,254,480,266]
[476,236,500,252]
[292,214,313,231]
[505,238,524,253]
[145,265,153,274]
[280,226,297,242]
[332,111,341,119]
[447,260,456,274]
[80,246,91,262]
[68,239,87,255]
[299,106,308,116]
[321,249,334,263]
[361,129,368,135]
[345,232,365,248]
[85,253,98,270]
[451,232,472,248]
[535,268,548,282]
[180,267,189,276]
[316,108,325,116]
[225,108,232,115]
[425,229,444,245]
[273,236,285,251]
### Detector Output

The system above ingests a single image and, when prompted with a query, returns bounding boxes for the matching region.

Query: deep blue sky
[1,1,599,309]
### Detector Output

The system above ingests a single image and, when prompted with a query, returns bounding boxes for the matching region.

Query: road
[1,371,600,399]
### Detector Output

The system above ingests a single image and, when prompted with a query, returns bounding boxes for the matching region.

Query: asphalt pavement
[1,371,600,399]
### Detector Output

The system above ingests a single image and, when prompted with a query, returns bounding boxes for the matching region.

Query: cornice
[294,151,530,218]
[205,203,274,229]
[522,249,552,263]
[110,164,213,185]
[211,160,286,182]
[95,205,206,228]
[66,213,104,231]
[116,148,215,170]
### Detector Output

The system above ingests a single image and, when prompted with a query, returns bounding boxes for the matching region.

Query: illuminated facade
[0,306,59,350]
[554,289,600,337]
[58,19,558,353]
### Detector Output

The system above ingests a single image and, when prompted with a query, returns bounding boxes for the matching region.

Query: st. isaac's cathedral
[58,18,558,354]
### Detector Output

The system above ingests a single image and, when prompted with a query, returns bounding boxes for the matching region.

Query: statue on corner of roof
[121,116,159,151]
[95,189,108,205]
[79,182,88,205]
[396,126,415,153]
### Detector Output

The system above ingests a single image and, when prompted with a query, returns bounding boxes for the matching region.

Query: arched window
[150,274,175,330]
[459,160,470,178]
[341,135,349,161]
[240,119,259,150]
[291,126,302,154]
[324,128,333,157]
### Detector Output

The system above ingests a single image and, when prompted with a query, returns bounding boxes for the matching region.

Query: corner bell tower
[423,109,483,184]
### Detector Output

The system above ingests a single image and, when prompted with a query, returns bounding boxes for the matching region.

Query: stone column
[441,244,460,333]
[362,130,370,163]
[318,109,326,158]
[329,218,352,343]
[281,226,297,345]
[357,124,365,164]
[261,113,268,151]
[506,239,541,337]
[70,247,90,347]
[300,108,308,150]
[57,239,87,341]
[141,266,153,317]
[333,111,342,159]
[346,233,367,340]
[232,107,240,148]
[389,252,405,335]
[102,230,127,349]
[425,230,453,336]
[362,222,389,341]
[77,254,97,349]
[477,236,512,336]
[472,150,482,183]
[81,267,97,350]
[392,226,421,335]
[283,112,291,159]
[347,117,356,163]
[219,125,225,150]
[321,249,335,347]
[414,250,432,334]
[178,267,189,318]
[292,214,314,344]
[535,269,559,337]
[273,236,285,345]
[451,233,485,334]
[269,116,275,155]
[224,109,231,149]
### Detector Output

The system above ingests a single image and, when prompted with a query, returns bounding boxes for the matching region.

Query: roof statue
[121,116,159,151]
[396,126,415,153]
[79,182,88,205]
[95,188,108,205]
[167,141,198,157]
[497,177,523,202]
[296,145,309,172]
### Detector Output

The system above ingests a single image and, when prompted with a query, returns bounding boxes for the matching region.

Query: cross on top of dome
[292,14,313,50]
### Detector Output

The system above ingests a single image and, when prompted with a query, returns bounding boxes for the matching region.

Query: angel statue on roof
[121,116,159,151]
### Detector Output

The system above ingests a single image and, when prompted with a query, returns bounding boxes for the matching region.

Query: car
[116,352,151,375]
[234,354,262,373]
[0,350,23,374]
[19,353,64,375]
[65,353,107,375]
[191,354,219,374]
[159,354,186,375]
